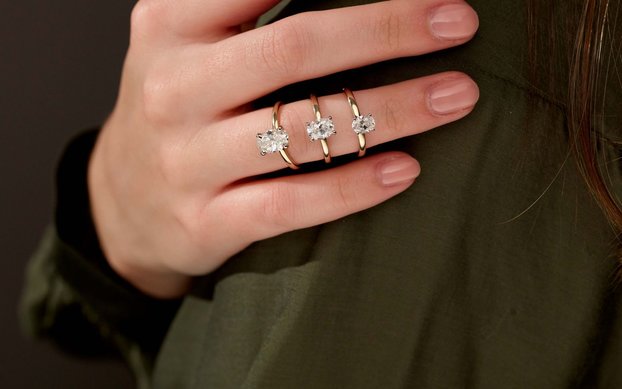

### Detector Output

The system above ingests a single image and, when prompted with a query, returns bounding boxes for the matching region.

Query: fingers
[179,0,479,115]
[187,72,478,183]
[215,152,420,241]
[130,0,281,42]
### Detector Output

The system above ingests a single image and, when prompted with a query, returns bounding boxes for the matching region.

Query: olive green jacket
[20,0,622,388]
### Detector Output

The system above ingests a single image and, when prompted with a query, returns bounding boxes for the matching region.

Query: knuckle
[334,174,356,211]
[382,96,406,135]
[174,203,201,246]
[261,182,299,231]
[130,1,166,42]
[371,11,404,53]
[252,18,308,78]
[279,104,311,155]
[141,65,176,125]
[155,140,184,185]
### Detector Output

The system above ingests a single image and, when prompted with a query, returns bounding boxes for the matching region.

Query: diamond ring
[256,102,299,170]
[306,94,335,163]
[343,88,376,157]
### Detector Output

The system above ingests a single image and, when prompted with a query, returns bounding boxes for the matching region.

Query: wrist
[106,254,193,299]
[88,129,192,299]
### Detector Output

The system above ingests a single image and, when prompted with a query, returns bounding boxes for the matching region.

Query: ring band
[256,102,299,170]
[306,94,335,163]
[343,88,376,157]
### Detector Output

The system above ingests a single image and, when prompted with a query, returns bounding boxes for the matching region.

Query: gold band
[310,94,322,122]
[343,88,367,157]
[309,94,332,163]
[272,102,299,170]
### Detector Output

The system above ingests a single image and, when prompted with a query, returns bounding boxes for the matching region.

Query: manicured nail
[429,3,479,40]
[377,156,420,187]
[428,77,479,115]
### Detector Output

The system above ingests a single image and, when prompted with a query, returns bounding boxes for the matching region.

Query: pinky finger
[218,152,420,241]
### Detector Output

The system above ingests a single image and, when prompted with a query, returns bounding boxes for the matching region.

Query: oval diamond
[257,128,289,155]
[352,114,375,134]
[306,118,336,141]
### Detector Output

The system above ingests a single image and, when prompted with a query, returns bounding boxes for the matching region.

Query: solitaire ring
[256,102,299,170]
[343,88,376,157]
[305,94,336,163]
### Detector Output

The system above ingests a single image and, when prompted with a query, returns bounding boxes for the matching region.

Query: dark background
[1,1,135,387]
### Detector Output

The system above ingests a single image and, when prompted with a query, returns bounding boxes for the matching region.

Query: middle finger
[182,71,479,185]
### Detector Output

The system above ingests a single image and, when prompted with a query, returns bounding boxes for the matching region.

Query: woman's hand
[89,0,480,298]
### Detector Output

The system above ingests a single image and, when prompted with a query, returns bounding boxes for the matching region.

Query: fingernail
[428,77,479,115]
[377,156,420,187]
[429,3,479,40]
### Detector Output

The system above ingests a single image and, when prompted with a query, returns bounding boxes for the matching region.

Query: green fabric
[20,0,622,388]
[20,228,159,389]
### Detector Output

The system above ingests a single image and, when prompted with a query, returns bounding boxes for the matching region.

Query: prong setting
[256,127,290,155]
[306,117,336,141]
[352,113,375,135]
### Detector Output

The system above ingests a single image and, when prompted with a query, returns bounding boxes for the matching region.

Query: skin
[89,0,480,298]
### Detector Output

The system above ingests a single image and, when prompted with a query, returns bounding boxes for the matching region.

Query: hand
[89,0,480,298]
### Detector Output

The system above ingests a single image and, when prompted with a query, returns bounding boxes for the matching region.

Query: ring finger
[182,71,479,185]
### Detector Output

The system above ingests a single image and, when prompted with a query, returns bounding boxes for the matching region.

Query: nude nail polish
[428,77,479,115]
[377,156,420,187]
[429,3,479,40]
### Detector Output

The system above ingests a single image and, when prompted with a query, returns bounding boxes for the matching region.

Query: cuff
[53,128,180,354]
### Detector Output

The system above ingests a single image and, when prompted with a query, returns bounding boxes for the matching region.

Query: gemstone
[306,117,336,141]
[352,114,376,134]
[256,128,289,155]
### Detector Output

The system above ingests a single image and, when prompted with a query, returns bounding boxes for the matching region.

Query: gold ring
[343,88,376,157]
[305,94,335,163]
[256,102,299,170]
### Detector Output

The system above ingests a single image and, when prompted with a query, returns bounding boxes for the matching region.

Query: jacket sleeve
[19,129,182,385]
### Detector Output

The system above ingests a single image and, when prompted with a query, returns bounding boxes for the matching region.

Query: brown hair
[528,0,622,269]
